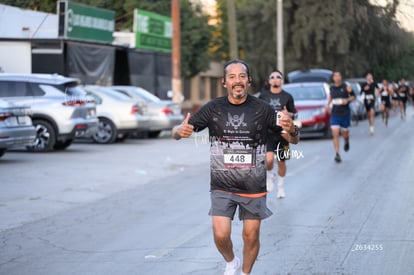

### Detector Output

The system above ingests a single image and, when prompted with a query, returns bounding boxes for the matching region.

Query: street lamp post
[276,0,284,73]
[171,0,182,103]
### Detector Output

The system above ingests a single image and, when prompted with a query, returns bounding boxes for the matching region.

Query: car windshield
[65,85,87,96]
[283,85,327,100]
[347,83,360,94]
[133,88,161,103]
[91,87,132,101]
[290,76,330,83]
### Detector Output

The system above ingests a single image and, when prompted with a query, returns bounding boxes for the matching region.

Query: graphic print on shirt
[226,113,247,130]
[189,96,277,193]
[269,98,281,110]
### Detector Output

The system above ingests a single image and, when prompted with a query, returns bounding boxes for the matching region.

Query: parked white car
[83,85,150,144]
[110,86,183,138]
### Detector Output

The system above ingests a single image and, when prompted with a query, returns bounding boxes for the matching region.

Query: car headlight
[313,107,326,116]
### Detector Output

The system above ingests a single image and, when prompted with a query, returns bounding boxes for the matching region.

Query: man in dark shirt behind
[173,59,299,275]
[398,78,410,120]
[361,73,379,135]
[326,71,355,163]
[259,70,296,198]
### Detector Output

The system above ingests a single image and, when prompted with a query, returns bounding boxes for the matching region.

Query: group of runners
[172,59,412,274]
[329,72,413,163]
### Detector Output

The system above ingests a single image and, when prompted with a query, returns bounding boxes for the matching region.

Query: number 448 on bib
[223,148,255,168]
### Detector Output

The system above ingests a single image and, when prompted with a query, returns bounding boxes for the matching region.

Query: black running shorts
[267,135,290,161]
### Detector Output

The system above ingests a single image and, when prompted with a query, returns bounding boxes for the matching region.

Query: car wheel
[53,139,73,150]
[92,118,117,144]
[0,149,5,158]
[27,120,56,152]
[148,131,161,138]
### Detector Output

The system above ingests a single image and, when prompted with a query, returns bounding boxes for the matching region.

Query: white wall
[0,42,32,73]
[113,32,135,48]
[0,4,58,39]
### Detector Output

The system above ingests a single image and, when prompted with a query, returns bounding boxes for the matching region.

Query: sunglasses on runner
[269,75,283,80]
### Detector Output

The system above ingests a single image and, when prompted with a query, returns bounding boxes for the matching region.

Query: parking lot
[1,110,414,274]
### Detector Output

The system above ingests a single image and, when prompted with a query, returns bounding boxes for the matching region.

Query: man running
[391,81,400,116]
[259,70,296,198]
[173,59,299,275]
[361,73,378,135]
[397,78,409,120]
[326,71,355,163]
[379,79,392,126]
[411,83,414,110]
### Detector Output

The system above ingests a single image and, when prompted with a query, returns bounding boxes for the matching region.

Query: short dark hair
[223,59,251,82]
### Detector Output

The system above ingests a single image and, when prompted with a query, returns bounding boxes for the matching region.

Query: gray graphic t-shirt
[189,95,282,194]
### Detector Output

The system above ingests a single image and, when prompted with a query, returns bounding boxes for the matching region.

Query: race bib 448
[223,148,255,168]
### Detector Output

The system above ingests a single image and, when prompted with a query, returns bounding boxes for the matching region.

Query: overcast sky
[373,0,414,32]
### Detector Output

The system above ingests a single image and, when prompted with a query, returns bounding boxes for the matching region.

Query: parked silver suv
[0,99,36,158]
[0,74,98,151]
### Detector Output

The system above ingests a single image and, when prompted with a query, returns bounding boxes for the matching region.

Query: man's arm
[325,95,332,113]
[283,95,297,119]
[346,85,356,102]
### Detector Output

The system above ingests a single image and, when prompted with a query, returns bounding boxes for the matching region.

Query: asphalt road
[1,109,414,275]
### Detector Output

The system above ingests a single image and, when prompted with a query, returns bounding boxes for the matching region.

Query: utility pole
[227,0,238,59]
[171,0,182,103]
[276,0,284,73]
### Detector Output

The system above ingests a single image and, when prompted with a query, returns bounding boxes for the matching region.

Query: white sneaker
[266,172,274,192]
[277,185,285,199]
[369,126,374,135]
[224,256,241,275]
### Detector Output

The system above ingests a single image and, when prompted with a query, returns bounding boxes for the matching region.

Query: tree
[214,0,414,89]
[122,0,212,77]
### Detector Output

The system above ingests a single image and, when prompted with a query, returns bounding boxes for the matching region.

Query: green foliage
[209,0,230,60]
[180,1,212,77]
[0,0,56,12]
[214,0,414,88]
[3,0,413,83]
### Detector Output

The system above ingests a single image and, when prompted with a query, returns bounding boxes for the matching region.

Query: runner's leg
[342,128,349,144]
[385,107,389,126]
[332,126,341,162]
[212,216,235,262]
[332,126,340,153]
[367,108,375,135]
[277,159,286,177]
[400,101,405,119]
[277,160,286,198]
[266,152,274,171]
[380,103,385,122]
[403,101,407,117]
[266,152,275,192]
[242,219,261,274]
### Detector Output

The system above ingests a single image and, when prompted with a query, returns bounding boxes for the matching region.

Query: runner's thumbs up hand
[177,112,194,138]
[279,112,295,133]
[282,106,288,114]
[183,112,191,124]
[282,106,293,118]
